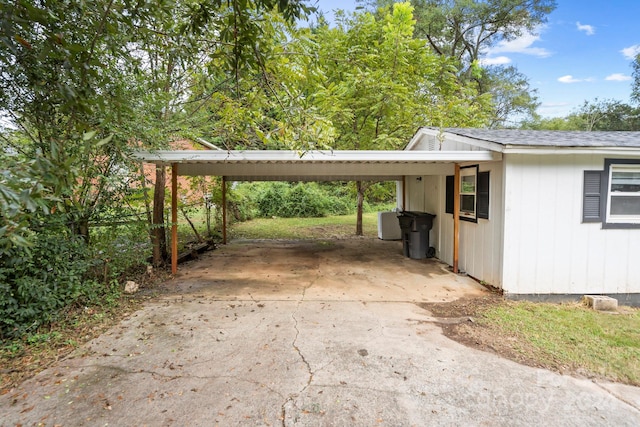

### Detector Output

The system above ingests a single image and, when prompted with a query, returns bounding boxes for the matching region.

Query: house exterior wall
[432,161,504,288]
[403,175,441,249]
[405,135,505,288]
[501,153,640,296]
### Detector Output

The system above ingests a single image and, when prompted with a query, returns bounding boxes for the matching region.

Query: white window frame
[459,165,478,221]
[606,163,640,224]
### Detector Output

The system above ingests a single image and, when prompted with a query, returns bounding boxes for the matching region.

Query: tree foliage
[0,0,316,339]
[311,2,490,151]
[521,99,640,131]
[186,12,335,151]
[632,54,640,105]
[408,0,556,65]
[301,2,491,233]
[0,0,164,241]
[365,0,555,125]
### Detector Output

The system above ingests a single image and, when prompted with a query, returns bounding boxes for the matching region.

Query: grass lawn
[229,211,381,240]
[477,301,640,385]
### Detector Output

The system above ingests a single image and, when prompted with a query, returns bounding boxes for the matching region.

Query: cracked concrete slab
[1,238,639,426]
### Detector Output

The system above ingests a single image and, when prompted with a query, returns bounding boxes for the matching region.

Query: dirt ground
[420,294,553,370]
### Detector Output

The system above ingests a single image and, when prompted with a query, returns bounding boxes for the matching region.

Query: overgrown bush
[90,220,152,279]
[225,181,396,223]
[276,183,330,217]
[255,182,289,217]
[0,226,109,340]
[248,182,355,218]
[226,182,258,221]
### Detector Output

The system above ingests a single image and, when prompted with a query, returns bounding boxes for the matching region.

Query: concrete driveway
[2,238,639,426]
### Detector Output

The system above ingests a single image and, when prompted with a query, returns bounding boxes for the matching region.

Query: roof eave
[132,149,502,164]
[502,146,640,155]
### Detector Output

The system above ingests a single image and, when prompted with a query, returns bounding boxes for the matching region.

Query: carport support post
[222,176,227,244]
[171,163,178,275]
[453,163,460,273]
[402,176,406,209]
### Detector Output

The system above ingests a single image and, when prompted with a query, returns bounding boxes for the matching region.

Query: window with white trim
[446,166,489,222]
[582,159,640,229]
[460,165,478,221]
[606,164,640,224]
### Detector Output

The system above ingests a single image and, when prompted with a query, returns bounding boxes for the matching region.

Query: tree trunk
[71,217,90,244]
[356,181,364,236]
[152,166,168,266]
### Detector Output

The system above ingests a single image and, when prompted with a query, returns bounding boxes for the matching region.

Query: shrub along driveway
[1,238,639,426]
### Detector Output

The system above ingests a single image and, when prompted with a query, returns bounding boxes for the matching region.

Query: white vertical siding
[405,176,426,211]
[501,153,640,295]
[402,175,441,250]
[429,161,505,288]
[422,175,441,250]
[412,136,484,152]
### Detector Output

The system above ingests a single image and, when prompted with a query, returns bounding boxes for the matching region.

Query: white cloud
[487,31,552,58]
[605,73,632,81]
[537,102,572,118]
[478,56,511,66]
[558,75,580,83]
[558,75,595,84]
[576,22,595,35]
[621,44,640,60]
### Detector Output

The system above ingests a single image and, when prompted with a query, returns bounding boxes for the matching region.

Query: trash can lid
[397,211,436,218]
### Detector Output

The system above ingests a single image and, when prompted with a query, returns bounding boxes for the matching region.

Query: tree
[0,0,316,263]
[308,2,490,234]
[373,0,556,65]
[520,99,640,131]
[185,10,335,152]
[632,54,640,105]
[364,0,554,125]
[0,0,163,242]
[574,99,640,131]
[477,65,540,128]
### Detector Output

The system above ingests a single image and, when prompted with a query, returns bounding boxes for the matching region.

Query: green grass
[478,301,640,385]
[229,212,381,240]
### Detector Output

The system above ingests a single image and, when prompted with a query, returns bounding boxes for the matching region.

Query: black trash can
[397,211,436,259]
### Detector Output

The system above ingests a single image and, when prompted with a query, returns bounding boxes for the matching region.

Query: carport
[132,149,502,273]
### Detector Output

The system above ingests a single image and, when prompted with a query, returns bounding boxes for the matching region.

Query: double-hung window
[582,159,640,228]
[606,163,640,224]
[460,166,478,220]
[445,165,489,222]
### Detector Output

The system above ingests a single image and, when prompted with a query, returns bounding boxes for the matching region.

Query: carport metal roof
[132,149,502,181]
[134,149,501,274]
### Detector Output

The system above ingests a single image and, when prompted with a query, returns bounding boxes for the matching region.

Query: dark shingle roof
[441,128,640,148]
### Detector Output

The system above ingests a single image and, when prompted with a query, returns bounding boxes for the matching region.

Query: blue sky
[309,0,640,118]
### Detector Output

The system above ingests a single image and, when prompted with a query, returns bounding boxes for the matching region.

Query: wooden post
[402,176,406,210]
[222,176,227,245]
[171,163,178,275]
[453,163,460,274]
